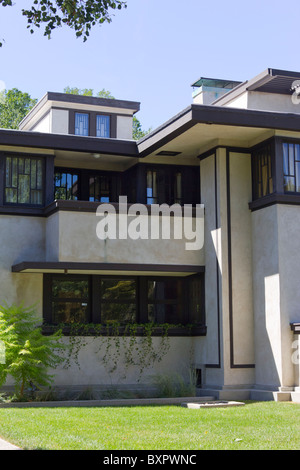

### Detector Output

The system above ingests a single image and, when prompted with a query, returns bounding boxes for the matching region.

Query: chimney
[191,77,242,105]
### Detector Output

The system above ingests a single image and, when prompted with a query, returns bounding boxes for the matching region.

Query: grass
[0,401,299,450]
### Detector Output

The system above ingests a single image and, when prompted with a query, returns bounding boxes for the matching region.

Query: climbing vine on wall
[44,322,193,381]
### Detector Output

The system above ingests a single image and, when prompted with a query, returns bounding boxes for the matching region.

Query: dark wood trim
[198,145,250,161]
[249,193,300,211]
[226,150,255,369]
[0,128,138,157]
[12,261,205,274]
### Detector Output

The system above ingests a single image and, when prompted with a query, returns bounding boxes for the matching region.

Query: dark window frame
[54,166,122,203]
[124,163,200,206]
[282,140,300,194]
[251,139,275,201]
[43,273,205,333]
[0,151,55,208]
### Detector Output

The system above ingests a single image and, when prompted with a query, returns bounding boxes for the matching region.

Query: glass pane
[12,158,18,187]
[289,144,295,176]
[175,172,182,203]
[75,113,89,136]
[5,157,11,186]
[146,170,157,204]
[283,143,289,175]
[101,303,136,324]
[261,163,268,196]
[296,144,300,162]
[31,160,37,189]
[148,280,182,301]
[296,162,300,192]
[18,174,30,203]
[37,160,43,190]
[101,279,136,302]
[148,303,184,324]
[96,115,110,138]
[284,175,295,192]
[189,277,202,324]
[52,302,89,323]
[5,188,17,203]
[52,279,89,299]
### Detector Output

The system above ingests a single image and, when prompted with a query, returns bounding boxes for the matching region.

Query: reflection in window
[89,175,110,202]
[54,171,79,200]
[146,168,182,205]
[283,142,300,192]
[45,274,205,328]
[51,277,90,323]
[96,115,110,138]
[100,278,137,324]
[147,170,158,204]
[147,279,185,324]
[5,155,44,205]
[252,143,273,200]
[75,113,89,136]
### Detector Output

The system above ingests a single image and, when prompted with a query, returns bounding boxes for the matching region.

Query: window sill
[42,323,207,337]
[249,193,300,211]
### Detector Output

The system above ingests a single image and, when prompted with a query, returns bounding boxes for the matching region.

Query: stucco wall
[251,204,300,389]
[46,210,205,266]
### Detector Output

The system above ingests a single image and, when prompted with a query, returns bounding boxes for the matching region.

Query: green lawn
[0,401,299,450]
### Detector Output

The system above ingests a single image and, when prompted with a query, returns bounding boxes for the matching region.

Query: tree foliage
[132,115,151,140]
[0,88,37,129]
[0,303,66,398]
[63,86,115,99]
[0,0,127,46]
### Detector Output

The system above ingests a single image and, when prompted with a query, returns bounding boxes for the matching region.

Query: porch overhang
[11,261,204,277]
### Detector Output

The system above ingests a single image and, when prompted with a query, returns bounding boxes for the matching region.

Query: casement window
[96,115,110,138]
[71,111,113,137]
[50,276,91,323]
[5,155,44,205]
[54,170,79,200]
[146,168,183,205]
[75,113,89,136]
[283,142,300,193]
[89,174,111,202]
[252,142,274,200]
[43,274,205,330]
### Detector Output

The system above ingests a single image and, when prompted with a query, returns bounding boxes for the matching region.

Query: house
[0,68,300,401]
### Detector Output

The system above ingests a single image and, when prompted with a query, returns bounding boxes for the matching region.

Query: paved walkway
[0,437,21,450]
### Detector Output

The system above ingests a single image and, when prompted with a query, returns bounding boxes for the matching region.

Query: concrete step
[291,392,300,403]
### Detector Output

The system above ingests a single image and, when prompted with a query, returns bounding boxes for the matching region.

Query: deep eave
[2,103,300,160]
[0,128,139,157]
[137,104,300,158]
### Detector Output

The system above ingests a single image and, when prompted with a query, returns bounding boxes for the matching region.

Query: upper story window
[5,155,44,205]
[96,115,110,138]
[146,167,183,205]
[54,170,79,200]
[89,174,111,202]
[283,142,300,192]
[75,113,89,136]
[252,142,273,200]
[72,111,112,137]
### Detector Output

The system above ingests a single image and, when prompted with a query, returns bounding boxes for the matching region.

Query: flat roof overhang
[0,128,139,158]
[137,103,300,159]
[12,261,204,277]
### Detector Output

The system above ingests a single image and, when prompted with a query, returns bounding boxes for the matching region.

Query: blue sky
[0,0,299,131]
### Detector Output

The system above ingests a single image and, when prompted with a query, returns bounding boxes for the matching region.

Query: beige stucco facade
[1,69,300,401]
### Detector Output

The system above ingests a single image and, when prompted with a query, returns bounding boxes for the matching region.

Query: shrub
[0,303,66,398]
